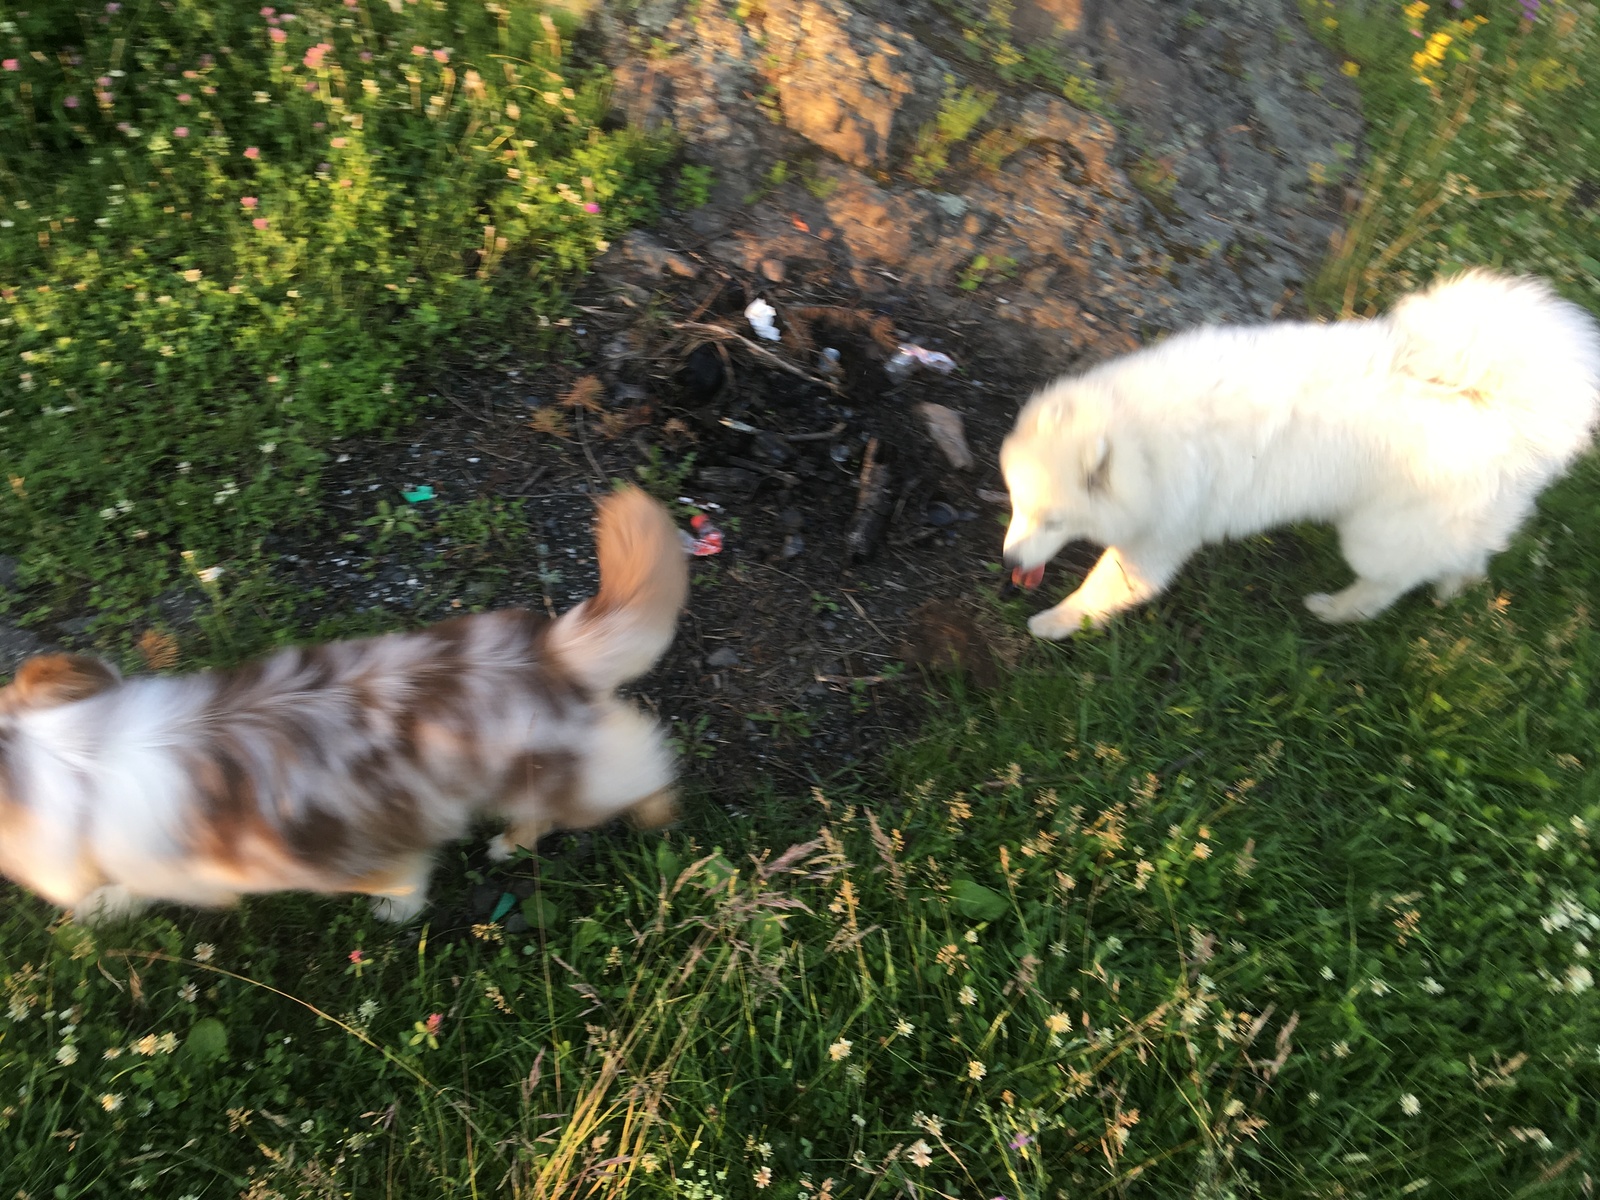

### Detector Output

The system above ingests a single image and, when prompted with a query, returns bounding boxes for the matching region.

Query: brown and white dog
[0,486,688,924]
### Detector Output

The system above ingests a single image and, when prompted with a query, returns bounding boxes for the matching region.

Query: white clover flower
[1399,1093,1421,1117]
[1421,977,1445,995]
[828,1038,852,1061]
[192,943,215,964]
[100,1092,123,1112]
[895,1019,914,1037]
[55,1043,79,1066]
[907,1139,933,1168]
[958,985,977,1007]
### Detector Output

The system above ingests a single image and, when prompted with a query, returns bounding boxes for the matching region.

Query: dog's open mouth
[1011,565,1045,590]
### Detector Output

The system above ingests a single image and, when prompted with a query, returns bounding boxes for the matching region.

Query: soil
[0,0,1366,885]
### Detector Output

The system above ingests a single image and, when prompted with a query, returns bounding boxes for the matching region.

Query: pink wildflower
[99,75,112,86]
[240,195,259,208]
[359,50,373,62]
[432,48,449,63]
[173,126,189,138]
[331,136,347,148]
[339,178,352,187]
[64,95,80,109]
[106,1,121,10]
[424,1013,442,1035]
[2,60,18,72]
[177,93,191,103]
[349,949,365,964]
[244,145,260,159]
[260,5,274,13]
[269,26,287,43]
[583,202,600,214]
[252,217,269,230]
[303,41,331,70]
[412,44,426,56]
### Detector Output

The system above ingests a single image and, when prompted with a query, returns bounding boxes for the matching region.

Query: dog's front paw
[486,833,516,863]
[1028,604,1097,640]
[1303,591,1364,624]
[370,891,429,923]
[71,884,149,927]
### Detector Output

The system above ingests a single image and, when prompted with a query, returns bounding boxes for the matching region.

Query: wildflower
[583,201,601,214]
[244,146,260,160]
[177,93,190,103]
[331,136,347,148]
[64,96,80,109]
[1341,61,1360,77]
[964,929,979,944]
[253,217,269,230]
[828,1038,852,1061]
[178,981,199,1003]
[357,999,379,1024]
[1564,964,1594,994]
[260,4,274,13]
[156,1032,178,1054]
[2,60,17,71]
[1320,965,1335,980]
[1369,977,1391,996]
[907,1139,934,1168]
[100,1093,123,1112]
[433,48,450,63]
[103,1046,122,1060]
[269,27,287,43]
[1192,841,1212,860]
[107,2,122,10]
[753,1167,772,1189]
[193,943,215,963]
[134,1034,159,1056]
[196,567,223,585]
[56,1043,79,1066]
[173,126,189,138]
[1421,977,1445,995]
[1045,1012,1070,1035]
[1332,1040,1350,1058]
[412,44,427,56]
[1400,1093,1421,1116]
[958,985,977,1007]
[895,1019,914,1037]
[303,42,332,70]
[1536,826,1559,851]
[966,1059,986,1081]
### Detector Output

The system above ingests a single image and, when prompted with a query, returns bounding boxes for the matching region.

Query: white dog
[1002,270,1600,638]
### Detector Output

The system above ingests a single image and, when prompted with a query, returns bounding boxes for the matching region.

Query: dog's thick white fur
[0,486,687,924]
[1002,270,1600,638]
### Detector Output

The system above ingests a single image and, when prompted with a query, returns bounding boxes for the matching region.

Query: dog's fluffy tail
[548,486,689,692]
[1389,269,1600,454]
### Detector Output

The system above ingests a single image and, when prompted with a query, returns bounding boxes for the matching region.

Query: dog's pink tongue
[1012,565,1045,590]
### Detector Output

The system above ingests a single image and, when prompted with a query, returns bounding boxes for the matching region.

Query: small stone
[706,646,740,669]
[759,258,786,283]
[915,402,975,470]
[781,533,805,559]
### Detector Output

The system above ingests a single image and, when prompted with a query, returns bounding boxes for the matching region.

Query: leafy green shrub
[0,0,668,622]
[1308,0,1600,316]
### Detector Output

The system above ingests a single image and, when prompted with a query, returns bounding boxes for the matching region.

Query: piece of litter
[401,485,435,503]
[680,512,724,556]
[818,347,843,379]
[915,402,974,470]
[489,892,517,923]
[1012,565,1045,590]
[744,298,781,342]
[720,417,760,435]
[886,343,957,380]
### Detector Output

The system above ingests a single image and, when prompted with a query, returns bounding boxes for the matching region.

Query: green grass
[0,0,669,630]
[3,1,1600,1196]
[2,460,1596,1197]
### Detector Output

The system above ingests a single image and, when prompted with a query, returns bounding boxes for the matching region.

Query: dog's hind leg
[358,853,435,923]
[1309,510,1467,622]
[1029,542,1190,638]
[1432,563,1489,605]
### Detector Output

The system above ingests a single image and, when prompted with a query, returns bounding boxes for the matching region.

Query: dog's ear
[5,654,121,709]
[1082,434,1112,495]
